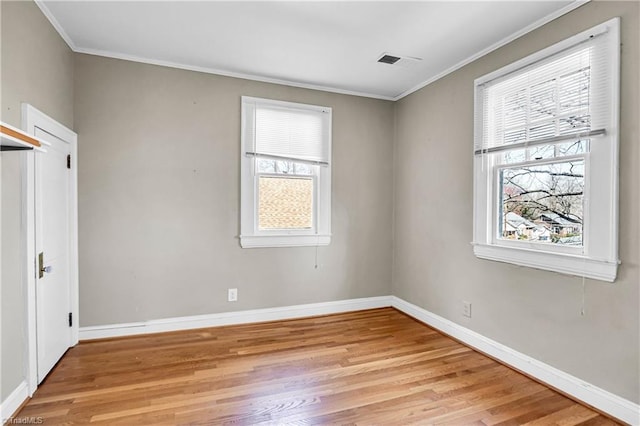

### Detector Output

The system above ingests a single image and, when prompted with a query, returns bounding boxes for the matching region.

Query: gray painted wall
[0,0,74,401]
[73,54,394,326]
[392,1,639,403]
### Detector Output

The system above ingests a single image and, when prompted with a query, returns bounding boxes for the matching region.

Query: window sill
[240,234,331,248]
[473,243,618,282]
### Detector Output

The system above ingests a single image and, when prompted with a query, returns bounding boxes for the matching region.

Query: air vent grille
[377,54,401,65]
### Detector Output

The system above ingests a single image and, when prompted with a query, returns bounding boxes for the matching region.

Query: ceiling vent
[378,54,401,65]
[377,53,422,68]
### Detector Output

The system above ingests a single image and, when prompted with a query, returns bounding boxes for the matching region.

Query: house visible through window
[472,18,620,282]
[240,97,332,248]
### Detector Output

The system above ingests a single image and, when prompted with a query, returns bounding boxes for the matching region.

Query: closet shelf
[1,122,47,152]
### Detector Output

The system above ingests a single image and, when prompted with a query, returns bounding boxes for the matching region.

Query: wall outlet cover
[228,288,238,302]
[463,301,472,318]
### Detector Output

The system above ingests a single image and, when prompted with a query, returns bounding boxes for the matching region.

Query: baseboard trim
[0,380,29,422]
[79,296,393,340]
[390,296,640,425]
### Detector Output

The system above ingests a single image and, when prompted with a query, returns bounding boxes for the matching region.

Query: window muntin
[473,18,619,282]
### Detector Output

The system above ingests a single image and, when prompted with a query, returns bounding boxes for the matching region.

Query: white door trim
[21,103,78,396]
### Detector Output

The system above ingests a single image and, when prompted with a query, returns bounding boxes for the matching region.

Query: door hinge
[67,154,71,169]
[68,312,73,327]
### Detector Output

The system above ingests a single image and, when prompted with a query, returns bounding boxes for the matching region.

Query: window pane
[259,176,313,230]
[501,140,589,164]
[256,158,312,175]
[293,162,312,175]
[556,139,589,155]
[528,144,556,160]
[529,79,556,123]
[503,148,527,164]
[504,128,526,145]
[559,67,590,113]
[503,89,527,130]
[500,160,584,245]
[529,121,556,140]
[257,158,276,173]
[559,114,590,134]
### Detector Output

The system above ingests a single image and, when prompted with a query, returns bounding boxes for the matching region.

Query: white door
[34,127,72,382]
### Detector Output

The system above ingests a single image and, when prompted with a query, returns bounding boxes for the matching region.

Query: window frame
[240,96,332,248]
[472,18,620,282]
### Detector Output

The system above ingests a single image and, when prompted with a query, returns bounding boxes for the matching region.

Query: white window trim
[240,97,332,248]
[472,18,620,282]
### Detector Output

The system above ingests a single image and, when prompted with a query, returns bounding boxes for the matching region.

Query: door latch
[38,252,52,278]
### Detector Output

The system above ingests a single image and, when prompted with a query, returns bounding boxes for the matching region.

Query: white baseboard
[390,296,640,425]
[0,380,28,422]
[79,296,393,340]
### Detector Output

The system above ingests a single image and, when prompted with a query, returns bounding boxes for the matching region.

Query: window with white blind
[240,97,332,248]
[472,18,620,281]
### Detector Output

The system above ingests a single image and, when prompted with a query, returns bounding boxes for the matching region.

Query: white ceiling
[39,1,583,101]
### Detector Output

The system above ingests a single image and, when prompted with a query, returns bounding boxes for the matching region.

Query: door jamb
[21,103,78,395]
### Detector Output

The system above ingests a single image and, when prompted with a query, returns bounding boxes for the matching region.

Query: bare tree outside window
[500,160,584,245]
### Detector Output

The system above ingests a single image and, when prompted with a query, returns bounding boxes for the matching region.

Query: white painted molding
[34,0,77,51]
[239,235,331,248]
[0,381,28,422]
[35,0,587,102]
[75,48,395,102]
[473,244,618,283]
[79,296,393,340]
[390,296,640,425]
[393,0,588,101]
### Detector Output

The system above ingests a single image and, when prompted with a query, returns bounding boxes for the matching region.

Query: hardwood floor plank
[520,404,601,426]
[481,390,563,425]
[15,308,619,425]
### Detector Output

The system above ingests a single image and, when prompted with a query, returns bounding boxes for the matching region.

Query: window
[473,18,620,282]
[240,97,332,248]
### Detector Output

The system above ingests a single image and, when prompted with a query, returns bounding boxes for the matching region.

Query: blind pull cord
[315,233,320,269]
[581,277,586,316]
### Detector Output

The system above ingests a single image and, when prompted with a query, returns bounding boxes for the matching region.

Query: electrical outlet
[228,288,238,302]
[462,301,472,318]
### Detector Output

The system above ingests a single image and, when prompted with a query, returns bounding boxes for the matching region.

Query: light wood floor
[16,308,618,425]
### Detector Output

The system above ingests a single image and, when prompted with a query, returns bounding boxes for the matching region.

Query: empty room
[1,0,638,424]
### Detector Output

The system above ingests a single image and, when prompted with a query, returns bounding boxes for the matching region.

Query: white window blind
[475,23,615,156]
[243,98,330,165]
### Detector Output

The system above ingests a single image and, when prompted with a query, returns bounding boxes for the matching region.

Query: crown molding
[35,0,588,102]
